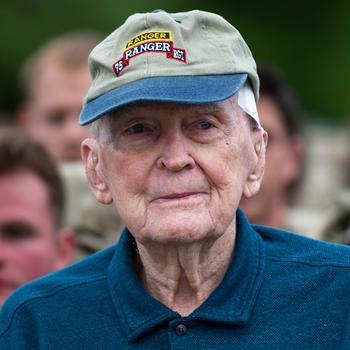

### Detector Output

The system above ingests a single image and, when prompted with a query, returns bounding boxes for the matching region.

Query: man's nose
[156,131,196,172]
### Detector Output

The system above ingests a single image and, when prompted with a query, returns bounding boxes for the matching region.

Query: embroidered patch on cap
[113,31,186,77]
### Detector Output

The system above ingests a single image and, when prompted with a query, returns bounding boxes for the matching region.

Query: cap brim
[79,73,248,125]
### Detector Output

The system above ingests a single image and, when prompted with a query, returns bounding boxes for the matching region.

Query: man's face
[84,96,266,246]
[0,171,61,306]
[20,64,91,161]
[240,94,301,223]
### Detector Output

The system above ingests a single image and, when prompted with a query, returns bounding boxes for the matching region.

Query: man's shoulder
[0,244,116,335]
[254,224,350,268]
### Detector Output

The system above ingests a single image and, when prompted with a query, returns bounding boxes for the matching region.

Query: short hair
[257,63,301,137]
[0,127,64,228]
[19,30,103,98]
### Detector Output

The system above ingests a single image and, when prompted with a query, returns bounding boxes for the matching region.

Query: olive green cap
[80,9,259,125]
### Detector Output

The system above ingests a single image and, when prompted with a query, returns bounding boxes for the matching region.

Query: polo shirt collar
[108,208,266,341]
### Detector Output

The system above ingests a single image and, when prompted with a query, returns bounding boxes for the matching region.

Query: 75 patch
[113,31,186,77]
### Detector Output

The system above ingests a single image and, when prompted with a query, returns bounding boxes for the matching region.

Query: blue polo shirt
[1,209,350,349]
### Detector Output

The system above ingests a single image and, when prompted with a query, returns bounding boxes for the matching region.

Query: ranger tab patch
[113,31,186,77]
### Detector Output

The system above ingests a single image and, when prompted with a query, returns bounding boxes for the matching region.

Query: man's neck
[134,224,236,316]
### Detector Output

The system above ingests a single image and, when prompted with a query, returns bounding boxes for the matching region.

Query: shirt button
[175,324,187,336]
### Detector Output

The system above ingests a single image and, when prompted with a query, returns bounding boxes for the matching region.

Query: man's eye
[199,121,213,130]
[45,112,66,127]
[1,223,36,242]
[130,123,146,134]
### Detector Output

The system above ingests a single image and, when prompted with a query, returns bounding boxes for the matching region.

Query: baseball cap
[79,9,259,126]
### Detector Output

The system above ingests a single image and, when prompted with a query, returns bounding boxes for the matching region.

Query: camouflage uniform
[318,190,350,245]
[59,162,124,262]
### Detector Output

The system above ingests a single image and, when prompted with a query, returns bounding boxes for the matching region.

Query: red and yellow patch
[113,31,186,77]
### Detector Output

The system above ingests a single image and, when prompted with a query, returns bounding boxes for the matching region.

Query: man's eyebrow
[186,102,223,114]
[109,106,134,119]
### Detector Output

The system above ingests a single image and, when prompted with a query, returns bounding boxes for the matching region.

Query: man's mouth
[151,192,205,203]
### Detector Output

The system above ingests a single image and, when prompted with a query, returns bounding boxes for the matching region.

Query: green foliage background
[1,0,349,124]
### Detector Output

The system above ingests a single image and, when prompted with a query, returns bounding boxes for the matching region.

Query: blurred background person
[240,63,304,231]
[14,30,124,256]
[0,127,74,307]
[16,30,101,162]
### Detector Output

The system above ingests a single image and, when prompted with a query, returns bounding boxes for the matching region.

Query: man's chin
[136,213,217,245]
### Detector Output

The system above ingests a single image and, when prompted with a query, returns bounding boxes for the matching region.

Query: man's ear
[81,138,113,205]
[243,129,268,198]
[54,227,75,270]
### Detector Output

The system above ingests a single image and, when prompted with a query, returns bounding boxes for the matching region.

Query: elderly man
[1,10,350,349]
[0,127,74,308]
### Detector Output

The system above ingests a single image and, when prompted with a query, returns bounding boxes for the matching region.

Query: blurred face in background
[0,171,73,307]
[240,93,302,226]
[18,64,91,162]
